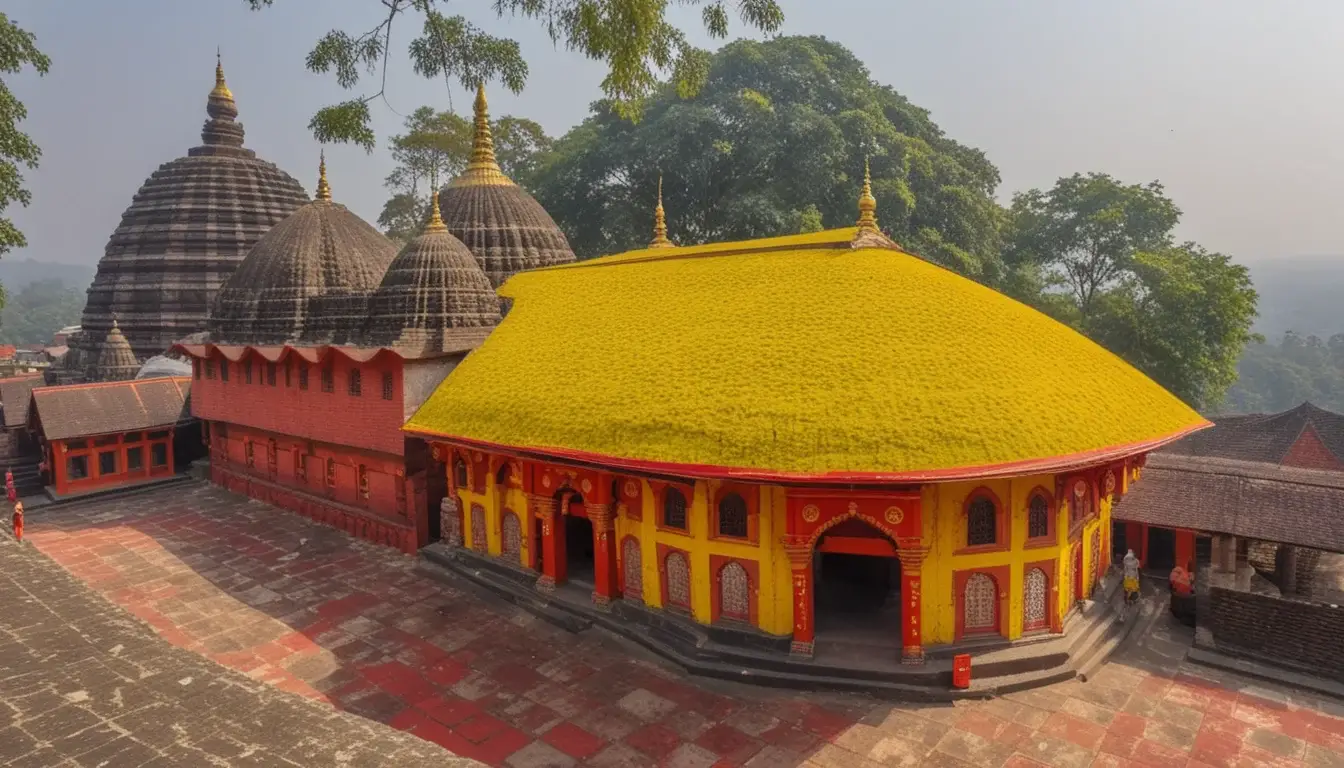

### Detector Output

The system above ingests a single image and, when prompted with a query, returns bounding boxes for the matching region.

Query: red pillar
[587,504,619,608]
[534,491,567,591]
[1125,522,1145,562]
[1174,529,1196,572]
[896,546,928,664]
[782,535,814,656]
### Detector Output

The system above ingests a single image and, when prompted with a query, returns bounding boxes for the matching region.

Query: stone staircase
[3,451,43,499]
[419,544,1149,700]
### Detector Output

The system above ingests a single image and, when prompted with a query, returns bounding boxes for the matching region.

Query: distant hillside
[1249,256,1344,338]
[0,259,94,295]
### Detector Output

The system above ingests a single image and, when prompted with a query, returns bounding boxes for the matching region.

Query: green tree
[246,0,785,150]
[0,13,50,265]
[1222,331,1344,415]
[0,279,84,345]
[530,36,1007,281]
[377,106,553,242]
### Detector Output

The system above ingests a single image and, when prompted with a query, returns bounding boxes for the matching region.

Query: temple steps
[418,545,1142,700]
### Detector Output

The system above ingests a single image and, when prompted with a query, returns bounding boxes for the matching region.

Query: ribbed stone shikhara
[363,188,501,353]
[73,55,309,364]
[208,155,397,346]
[93,320,140,382]
[438,84,575,292]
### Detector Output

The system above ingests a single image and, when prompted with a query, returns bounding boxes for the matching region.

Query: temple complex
[70,56,308,370]
[403,169,1209,666]
[174,155,501,554]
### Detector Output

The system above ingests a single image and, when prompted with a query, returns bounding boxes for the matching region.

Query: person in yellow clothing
[1120,549,1141,621]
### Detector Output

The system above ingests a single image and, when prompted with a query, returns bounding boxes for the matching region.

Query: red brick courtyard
[22,484,1344,768]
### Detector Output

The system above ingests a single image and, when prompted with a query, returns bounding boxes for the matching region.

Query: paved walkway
[14,482,1344,767]
[0,529,474,766]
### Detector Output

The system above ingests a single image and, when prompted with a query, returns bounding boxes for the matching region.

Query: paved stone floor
[0,526,474,766]
[12,482,1344,768]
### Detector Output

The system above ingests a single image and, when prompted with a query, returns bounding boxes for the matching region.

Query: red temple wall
[209,421,420,553]
[191,349,406,457]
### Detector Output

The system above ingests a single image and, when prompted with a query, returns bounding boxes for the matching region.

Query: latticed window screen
[663,489,688,530]
[298,365,309,390]
[623,539,642,600]
[719,562,750,622]
[964,573,997,632]
[321,366,334,393]
[470,504,488,551]
[348,369,362,396]
[665,552,691,609]
[717,493,748,538]
[1023,568,1049,631]
[267,363,277,386]
[244,361,253,384]
[967,497,997,546]
[502,512,521,561]
[221,361,229,381]
[382,372,394,400]
[205,360,215,379]
[1028,495,1050,539]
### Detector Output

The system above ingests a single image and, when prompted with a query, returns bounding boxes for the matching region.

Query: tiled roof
[31,377,191,441]
[1163,402,1344,465]
[0,375,43,428]
[1114,453,1344,553]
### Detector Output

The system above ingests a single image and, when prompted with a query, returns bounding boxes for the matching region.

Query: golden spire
[449,82,514,188]
[315,150,332,201]
[211,49,233,102]
[855,158,878,232]
[425,186,447,232]
[649,175,673,249]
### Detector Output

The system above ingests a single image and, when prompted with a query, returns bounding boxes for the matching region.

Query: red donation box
[952,654,972,689]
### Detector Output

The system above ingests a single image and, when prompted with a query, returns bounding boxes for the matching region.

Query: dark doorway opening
[1147,526,1176,571]
[1195,534,1212,567]
[565,514,595,587]
[1111,521,1128,561]
[812,523,902,663]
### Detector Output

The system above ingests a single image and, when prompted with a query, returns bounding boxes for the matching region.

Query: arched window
[453,458,468,488]
[1027,494,1050,539]
[501,511,521,561]
[623,538,643,601]
[719,562,750,622]
[665,552,691,610]
[964,573,997,633]
[967,496,997,546]
[663,488,687,530]
[470,504,487,552]
[1023,568,1049,631]
[717,493,748,538]
[348,368,362,396]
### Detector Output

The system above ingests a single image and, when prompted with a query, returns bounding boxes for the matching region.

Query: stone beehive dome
[92,320,140,382]
[207,156,397,345]
[438,84,575,291]
[363,189,501,353]
[75,56,309,362]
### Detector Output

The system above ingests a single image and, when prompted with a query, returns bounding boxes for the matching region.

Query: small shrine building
[404,176,1208,661]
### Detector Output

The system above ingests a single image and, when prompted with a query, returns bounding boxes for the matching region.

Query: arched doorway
[812,518,902,660]
[557,490,595,587]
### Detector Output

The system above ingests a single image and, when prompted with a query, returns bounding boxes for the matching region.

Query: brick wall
[1209,586,1344,680]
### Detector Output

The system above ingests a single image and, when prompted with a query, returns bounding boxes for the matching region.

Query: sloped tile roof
[32,377,191,441]
[0,375,43,428]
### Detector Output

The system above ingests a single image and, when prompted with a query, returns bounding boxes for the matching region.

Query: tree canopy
[0,13,50,263]
[0,278,83,345]
[247,0,784,150]
[530,36,1007,282]
[1222,331,1344,415]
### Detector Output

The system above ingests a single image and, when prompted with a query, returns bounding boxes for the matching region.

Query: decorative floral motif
[964,573,996,632]
[624,480,639,498]
[1104,470,1116,495]
[502,511,521,561]
[623,538,642,601]
[884,506,904,525]
[801,504,820,523]
[1023,568,1048,631]
[581,478,592,494]
[719,562,750,622]
[665,551,690,610]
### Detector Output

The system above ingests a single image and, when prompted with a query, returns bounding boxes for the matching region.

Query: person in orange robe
[12,501,23,542]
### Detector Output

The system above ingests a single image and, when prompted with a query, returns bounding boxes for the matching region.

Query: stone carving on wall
[440,496,462,547]
[502,511,521,563]
[964,573,996,632]
[470,503,487,552]
[665,551,691,611]
[623,538,642,601]
[1024,568,1048,631]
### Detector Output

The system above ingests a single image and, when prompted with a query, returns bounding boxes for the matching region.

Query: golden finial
[211,49,233,102]
[425,187,447,232]
[649,175,673,249]
[856,158,878,232]
[449,82,514,188]
[316,150,332,201]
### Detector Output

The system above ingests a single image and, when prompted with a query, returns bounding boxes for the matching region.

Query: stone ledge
[1187,646,1344,702]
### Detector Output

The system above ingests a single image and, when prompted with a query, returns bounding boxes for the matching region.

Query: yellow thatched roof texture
[405,229,1207,479]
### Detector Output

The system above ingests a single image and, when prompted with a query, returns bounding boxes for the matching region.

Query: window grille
[205,360,215,379]
[321,365,334,393]
[220,361,229,382]
[717,492,748,538]
[348,368,362,396]
[967,497,997,546]
[663,489,688,530]
[299,365,309,390]
[267,362,277,386]
[1028,495,1050,539]
[382,372,394,400]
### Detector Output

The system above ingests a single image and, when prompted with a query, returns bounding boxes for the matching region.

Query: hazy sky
[7,0,1344,268]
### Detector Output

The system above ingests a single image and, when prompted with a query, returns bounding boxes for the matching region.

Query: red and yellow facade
[428,440,1145,659]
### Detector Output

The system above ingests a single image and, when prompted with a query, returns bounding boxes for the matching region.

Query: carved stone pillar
[530,492,564,592]
[782,534,814,657]
[895,544,929,665]
[440,496,462,547]
[587,504,619,609]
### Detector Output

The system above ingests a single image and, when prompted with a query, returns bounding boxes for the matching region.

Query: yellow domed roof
[405,228,1208,482]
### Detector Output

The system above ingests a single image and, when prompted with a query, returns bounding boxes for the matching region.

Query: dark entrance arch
[811,517,902,662]
[562,492,595,587]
